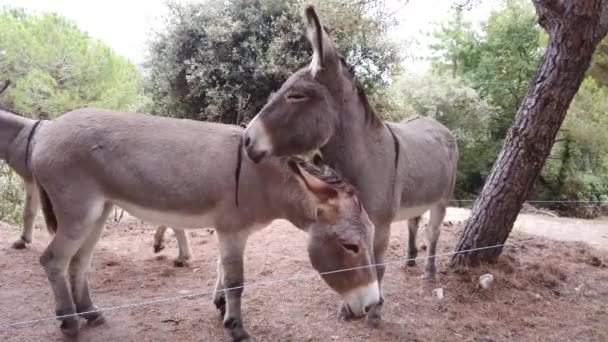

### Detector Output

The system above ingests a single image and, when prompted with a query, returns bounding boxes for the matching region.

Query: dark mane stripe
[290,156,355,194]
[339,57,383,128]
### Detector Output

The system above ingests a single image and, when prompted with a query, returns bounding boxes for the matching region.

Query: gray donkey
[0,80,39,250]
[0,103,380,341]
[0,81,192,268]
[243,6,459,327]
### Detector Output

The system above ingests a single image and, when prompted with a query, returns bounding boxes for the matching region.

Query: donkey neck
[241,158,316,230]
[319,82,397,222]
[321,82,389,178]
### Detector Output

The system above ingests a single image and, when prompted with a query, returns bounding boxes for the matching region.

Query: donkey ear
[305,5,340,76]
[288,159,338,203]
[0,80,11,95]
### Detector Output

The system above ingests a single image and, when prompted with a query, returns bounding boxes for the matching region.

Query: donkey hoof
[12,238,28,250]
[153,244,165,254]
[173,259,189,268]
[224,317,251,342]
[214,295,227,318]
[60,318,80,338]
[406,259,416,267]
[85,313,106,327]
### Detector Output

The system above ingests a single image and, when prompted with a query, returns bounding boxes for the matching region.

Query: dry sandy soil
[0,210,606,342]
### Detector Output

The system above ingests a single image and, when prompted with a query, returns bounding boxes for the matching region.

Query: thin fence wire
[0,237,536,330]
[449,199,607,204]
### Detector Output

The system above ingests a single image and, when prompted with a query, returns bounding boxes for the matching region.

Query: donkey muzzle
[242,120,273,163]
[341,280,381,318]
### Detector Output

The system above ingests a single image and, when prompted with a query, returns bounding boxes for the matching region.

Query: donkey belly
[394,204,432,222]
[115,200,216,229]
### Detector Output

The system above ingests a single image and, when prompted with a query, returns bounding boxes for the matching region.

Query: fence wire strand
[0,237,536,330]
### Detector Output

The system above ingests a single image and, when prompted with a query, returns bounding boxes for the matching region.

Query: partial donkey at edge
[1,80,192,267]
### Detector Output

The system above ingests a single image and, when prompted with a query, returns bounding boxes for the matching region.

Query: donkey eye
[286,93,308,102]
[340,242,360,254]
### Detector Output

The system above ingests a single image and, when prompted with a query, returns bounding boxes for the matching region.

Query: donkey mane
[338,57,383,128]
[290,156,356,195]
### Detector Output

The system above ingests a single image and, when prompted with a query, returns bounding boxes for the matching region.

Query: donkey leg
[423,203,446,281]
[213,257,226,318]
[40,226,94,337]
[153,225,168,253]
[172,228,191,267]
[69,203,112,326]
[217,231,251,342]
[406,216,421,266]
[13,181,39,249]
[365,223,390,328]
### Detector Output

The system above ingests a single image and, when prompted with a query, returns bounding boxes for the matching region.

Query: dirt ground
[0,212,607,342]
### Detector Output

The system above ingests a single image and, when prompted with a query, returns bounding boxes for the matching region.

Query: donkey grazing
[0,105,379,341]
[0,81,192,267]
[243,6,459,327]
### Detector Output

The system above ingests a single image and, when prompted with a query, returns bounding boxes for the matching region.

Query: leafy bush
[0,162,23,225]
[144,0,401,124]
[385,72,499,195]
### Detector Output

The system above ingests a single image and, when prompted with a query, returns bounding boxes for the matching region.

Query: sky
[0,0,500,72]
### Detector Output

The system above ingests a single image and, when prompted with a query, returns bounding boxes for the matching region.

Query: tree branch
[533,0,565,32]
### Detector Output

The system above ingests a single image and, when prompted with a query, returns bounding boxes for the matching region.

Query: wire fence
[0,237,536,330]
[450,199,607,204]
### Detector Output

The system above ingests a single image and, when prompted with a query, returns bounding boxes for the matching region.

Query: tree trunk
[451,0,608,268]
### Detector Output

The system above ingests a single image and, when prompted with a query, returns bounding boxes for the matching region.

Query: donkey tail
[37,182,57,234]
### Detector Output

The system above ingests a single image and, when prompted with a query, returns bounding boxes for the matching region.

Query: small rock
[479,273,494,289]
[534,293,542,299]
[432,288,444,300]
[588,256,602,267]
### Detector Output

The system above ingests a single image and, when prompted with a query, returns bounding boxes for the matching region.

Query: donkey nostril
[364,304,374,314]
[244,136,251,147]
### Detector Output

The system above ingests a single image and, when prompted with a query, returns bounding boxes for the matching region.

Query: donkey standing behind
[243,6,459,327]
[0,81,192,267]
[0,104,379,342]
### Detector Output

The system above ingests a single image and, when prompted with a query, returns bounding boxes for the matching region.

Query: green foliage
[429,9,480,78]
[541,78,608,202]
[0,162,24,225]
[0,7,143,117]
[428,0,608,209]
[589,36,608,87]
[430,0,542,140]
[144,0,401,123]
[384,73,499,195]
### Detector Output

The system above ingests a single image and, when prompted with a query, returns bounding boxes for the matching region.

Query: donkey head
[288,158,379,318]
[243,6,345,163]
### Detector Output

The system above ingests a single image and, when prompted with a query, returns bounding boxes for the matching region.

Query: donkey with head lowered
[243,6,459,327]
[0,100,380,341]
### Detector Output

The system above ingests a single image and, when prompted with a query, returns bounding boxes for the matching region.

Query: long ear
[0,80,10,95]
[305,5,340,76]
[288,159,338,203]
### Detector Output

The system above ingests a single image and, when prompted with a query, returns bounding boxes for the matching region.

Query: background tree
[144,0,401,124]
[451,0,608,267]
[0,8,144,225]
[0,8,143,118]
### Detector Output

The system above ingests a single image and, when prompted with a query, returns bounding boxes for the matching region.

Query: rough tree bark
[451,0,608,268]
